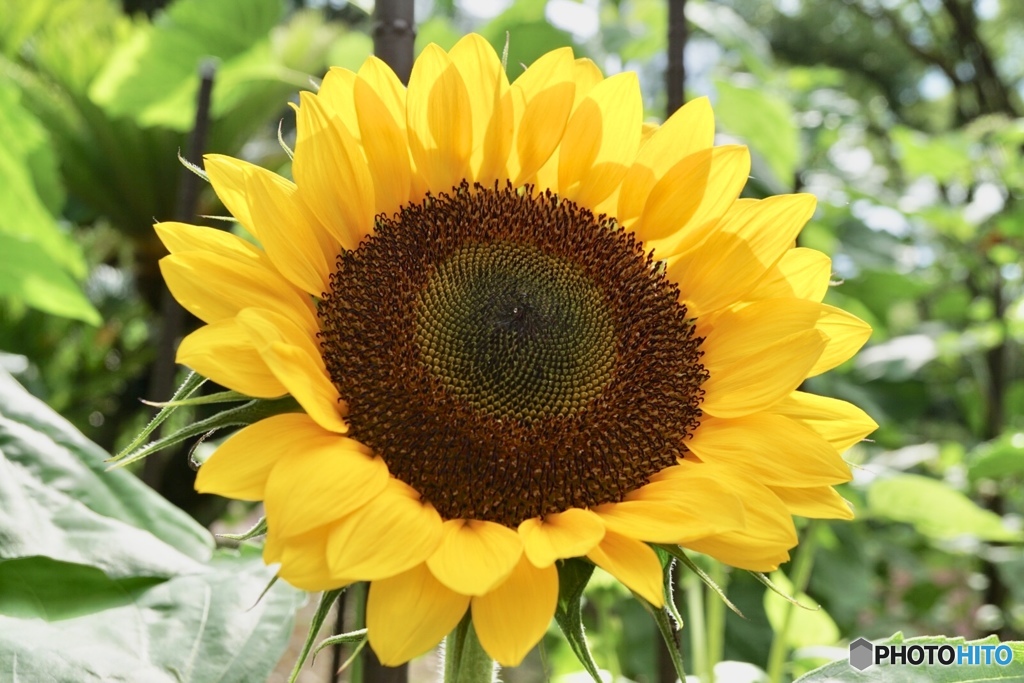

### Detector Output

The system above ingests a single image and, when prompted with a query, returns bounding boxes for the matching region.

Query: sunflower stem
[684,571,711,683]
[443,614,496,683]
[766,521,821,683]
[705,562,728,676]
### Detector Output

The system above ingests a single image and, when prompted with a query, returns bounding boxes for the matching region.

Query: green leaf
[891,127,973,184]
[968,432,1024,482]
[0,448,204,578]
[763,570,839,649]
[867,474,1022,542]
[0,369,213,561]
[0,552,305,683]
[554,558,603,683]
[89,0,286,130]
[795,633,1024,682]
[715,79,801,189]
[0,233,101,325]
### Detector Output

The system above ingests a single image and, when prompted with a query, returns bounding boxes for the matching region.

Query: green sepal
[653,546,684,629]
[108,395,301,470]
[178,148,209,181]
[313,629,367,674]
[113,371,206,461]
[749,570,813,610]
[633,588,687,681]
[218,516,267,542]
[663,544,745,618]
[141,389,249,409]
[658,544,745,618]
[553,558,602,683]
[312,628,367,656]
[287,588,346,683]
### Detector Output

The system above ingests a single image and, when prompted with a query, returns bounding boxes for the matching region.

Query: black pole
[373,0,416,85]
[666,0,688,115]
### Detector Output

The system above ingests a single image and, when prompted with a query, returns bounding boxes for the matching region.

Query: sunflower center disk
[317,183,707,526]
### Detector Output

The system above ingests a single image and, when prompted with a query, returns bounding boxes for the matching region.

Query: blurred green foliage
[1,0,1023,681]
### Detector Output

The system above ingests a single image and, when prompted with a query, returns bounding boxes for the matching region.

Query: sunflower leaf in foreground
[0,369,304,682]
[152,33,877,668]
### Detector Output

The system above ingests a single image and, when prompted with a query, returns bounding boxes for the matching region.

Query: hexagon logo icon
[849,637,874,671]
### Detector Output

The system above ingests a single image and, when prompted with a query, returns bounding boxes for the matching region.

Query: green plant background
[2,0,1023,681]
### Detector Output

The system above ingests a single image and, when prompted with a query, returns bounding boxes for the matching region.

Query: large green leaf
[867,475,1022,542]
[763,570,839,649]
[0,369,213,561]
[0,552,304,683]
[0,368,303,682]
[715,79,801,189]
[0,80,100,323]
[0,448,203,578]
[0,233,101,325]
[795,633,1024,682]
[89,0,286,130]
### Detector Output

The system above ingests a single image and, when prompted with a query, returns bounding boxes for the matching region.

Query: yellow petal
[472,555,558,666]
[236,307,348,434]
[195,413,320,500]
[176,318,286,398]
[245,168,336,297]
[749,247,832,302]
[406,43,472,192]
[770,485,855,520]
[666,194,817,316]
[595,489,744,544]
[557,72,642,208]
[355,57,413,213]
[687,413,852,486]
[264,526,345,592]
[202,154,257,234]
[427,519,523,596]
[159,252,316,332]
[293,91,374,250]
[367,563,470,666]
[518,508,606,568]
[449,34,513,184]
[154,220,263,263]
[317,67,359,138]
[628,148,713,243]
[326,478,444,580]
[684,484,796,572]
[509,47,576,184]
[768,391,878,452]
[264,433,388,539]
[700,329,827,418]
[645,145,752,257]
[699,298,828,368]
[617,96,715,227]
[809,305,872,376]
[587,530,663,607]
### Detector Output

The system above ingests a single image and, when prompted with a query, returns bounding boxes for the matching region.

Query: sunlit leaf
[867,475,1022,542]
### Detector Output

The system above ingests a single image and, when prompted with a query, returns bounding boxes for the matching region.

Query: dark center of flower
[317,182,707,526]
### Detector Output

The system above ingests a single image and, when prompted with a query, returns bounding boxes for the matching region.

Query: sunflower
[156,34,875,667]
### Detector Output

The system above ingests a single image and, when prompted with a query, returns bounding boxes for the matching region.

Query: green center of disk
[416,241,616,422]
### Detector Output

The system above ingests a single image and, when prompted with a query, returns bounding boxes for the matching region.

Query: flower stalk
[444,615,496,683]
